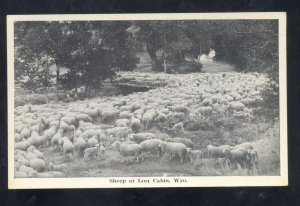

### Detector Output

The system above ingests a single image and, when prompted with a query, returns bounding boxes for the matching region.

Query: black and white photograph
[7,13,287,188]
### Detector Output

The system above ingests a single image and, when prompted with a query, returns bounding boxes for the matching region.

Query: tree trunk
[145,42,159,71]
[45,55,49,104]
[56,65,60,103]
[163,33,167,73]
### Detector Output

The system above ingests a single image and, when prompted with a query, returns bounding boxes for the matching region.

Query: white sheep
[20,127,32,139]
[158,142,187,163]
[87,135,99,147]
[140,139,164,157]
[75,113,93,122]
[61,137,75,161]
[130,118,141,132]
[29,158,46,173]
[186,148,203,164]
[129,133,155,143]
[74,135,87,158]
[119,111,133,119]
[206,144,231,162]
[168,137,194,149]
[101,110,120,122]
[112,141,143,163]
[84,144,99,161]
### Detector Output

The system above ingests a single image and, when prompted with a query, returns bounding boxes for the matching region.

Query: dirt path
[201,61,235,73]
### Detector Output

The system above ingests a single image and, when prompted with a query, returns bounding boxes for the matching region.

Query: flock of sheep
[14,71,268,178]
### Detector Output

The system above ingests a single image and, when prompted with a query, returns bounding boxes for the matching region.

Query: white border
[7,13,288,189]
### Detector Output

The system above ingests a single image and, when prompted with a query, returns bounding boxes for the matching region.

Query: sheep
[16,155,30,167]
[168,137,194,149]
[246,149,259,175]
[15,140,31,151]
[34,171,65,178]
[130,118,141,132]
[61,137,75,161]
[155,113,167,122]
[167,105,189,114]
[119,111,133,119]
[20,127,32,139]
[112,141,143,163]
[120,105,134,112]
[206,145,232,162]
[18,165,38,177]
[115,119,130,127]
[29,158,46,173]
[229,101,245,111]
[74,127,83,140]
[43,126,57,138]
[27,146,44,159]
[51,130,63,152]
[84,144,99,161]
[186,148,203,164]
[142,113,156,130]
[30,123,44,134]
[202,98,213,106]
[59,121,69,132]
[15,171,28,178]
[223,148,248,170]
[101,110,120,122]
[75,113,93,122]
[129,133,155,144]
[140,139,164,157]
[106,127,129,137]
[233,142,254,151]
[87,135,99,147]
[158,142,187,163]
[28,134,48,149]
[74,135,87,158]
[197,106,213,116]
[15,133,22,142]
[171,122,184,134]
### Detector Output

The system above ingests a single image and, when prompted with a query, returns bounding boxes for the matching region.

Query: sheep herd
[14,71,269,178]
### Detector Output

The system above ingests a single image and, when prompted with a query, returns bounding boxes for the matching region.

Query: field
[14,70,280,178]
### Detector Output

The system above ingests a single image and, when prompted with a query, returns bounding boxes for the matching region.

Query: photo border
[7,12,287,189]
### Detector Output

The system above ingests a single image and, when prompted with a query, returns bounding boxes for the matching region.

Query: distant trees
[15,21,138,101]
[15,20,279,102]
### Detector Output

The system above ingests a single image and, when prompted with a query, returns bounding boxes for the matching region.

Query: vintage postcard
[7,12,287,189]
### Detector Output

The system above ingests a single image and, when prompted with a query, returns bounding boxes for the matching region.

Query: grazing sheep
[206,145,231,162]
[171,122,184,134]
[197,106,213,116]
[84,145,99,161]
[120,111,133,119]
[106,127,128,137]
[20,127,32,139]
[186,148,203,164]
[15,171,27,178]
[29,158,46,173]
[75,113,93,122]
[130,118,141,132]
[246,149,259,175]
[155,113,167,122]
[51,130,63,152]
[142,112,156,130]
[59,121,69,132]
[158,142,187,163]
[74,127,83,141]
[140,139,164,157]
[101,110,120,122]
[18,165,38,176]
[74,136,87,158]
[15,140,31,151]
[15,133,22,142]
[129,133,155,144]
[87,135,99,147]
[28,134,47,149]
[112,141,143,163]
[35,171,65,178]
[233,142,254,151]
[223,147,248,170]
[61,137,75,161]
[168,137,194,149]
[229,101,245,111]
[115,119,130,127]
[30,123,44,134]
[60,116,76,125]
